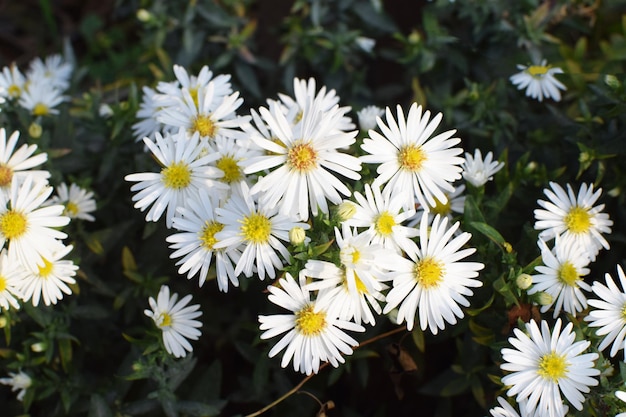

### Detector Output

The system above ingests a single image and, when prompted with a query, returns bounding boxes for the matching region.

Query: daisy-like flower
[383,213,484,334]
[500,318,600,417]
[132,86,171,141]
[47,182,96,221]
[357,105,385,132]
[166,189,240,292]
[18,80,65,117]
[462,148,504,187]
[124,130,227,228]
[19,243,78,306]
[342,182,417,254]
[144,285,203,358]
[156,64,232,110]
[407,184,465,227]
[213,182,309,281]
[0,128,49,197]
[27,54,73,91]
[510,60,567,102]
[527,238,591,318]
[0,371,31,401]
[616,390,626,417]
[0,175,69,271]
[360,103,464,212]
[489,396,568,417]
[584,265,626,358]
[0,249,25,310]
[0,64,26,99]
[534,182,613,261]
[211,135,262,194]
[258,272,365,375]
[243,99,361,221]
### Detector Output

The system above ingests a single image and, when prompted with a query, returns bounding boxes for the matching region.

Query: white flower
[243,99,361,221]
[0,175,69,271]
[124,130,227,228]
[132,86,171,141]
[383,213,484,334]
[166,189,240,292]
[0,249,25,310]
[27,54,73,91]
[0,371,31,401]
[527,238,591,318]
[355,36,375,53]
[616,390,626,417]
[510,60,567,102]
[360,103,464,212]
[144,285,202,358]
[258,273,365,375]
[0,128,49,197]
[213,182,309,281]
[584,265,626,358]
[156,64,232,108]
[406,184,465,227]
[462,148,504,187]
[18,243,78,306]
[342,182,417,254]
[357,105,385,131]
[534,182,613,261]
[18,80,65,117]
[48,182,97,221]
[0,64,26,99]
[489,396,567,417]
[500,319,600,417]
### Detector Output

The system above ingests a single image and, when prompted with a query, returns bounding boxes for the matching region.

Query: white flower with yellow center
[167,189,240,292]
[0,64,26,99]
[156,64,232,109]
[125,130,227,228]
[211,135,262,198]
[213,182,309,281]
[342,182,418,254]
[534,182,613,261]
[258,273,365,375]
[0,128,49,198]
[510,60,567,102]
[489,396,567,417]
[360,103,464,212]
[0,249,25,310]
[243,100,361,221]
[462,148,504,187]
[47,182,96,221]
[144,285,202,358]
[0,175,69,272]
[528,238,591,319]
[0,371,31,401]
[27,54,73,91]
[132,86,172,141]
[383,213,484,334]
[584,265,626,358]
[407,184,465,227]
[18,80,65,117]
[500,319,600,417]
[19,243,77,306]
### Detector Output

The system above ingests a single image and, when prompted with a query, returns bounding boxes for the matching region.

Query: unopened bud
[28,123,42,139]
[516,273,533,290]
[337,202,356,221]
[136,9,152,22]
[31,342,47,352]
[537,292,553,306]
[0,316,7,328]
[289,227,306,245]
[608,186,621,197]
[604,74,620,89]
[503,242,513,253]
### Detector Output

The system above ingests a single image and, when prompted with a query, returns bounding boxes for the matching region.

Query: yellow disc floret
[558,261,579,287]
[0,165,13,187]
[0,210,28,240]
[414,257,444,288]
[564,206,591,234]
[161,162,192,189]
[157,312,172,328]
[374,211,396,236]
[216,156,242,183]
[287,142,317,172]
[527,65,549,78]
[190,114,217,138]
[398,144,426,172]
[200,221,224,250]
[295,304,326,336]
[538,351,568,383]
[33,103,49,116]
[241,213,271,243]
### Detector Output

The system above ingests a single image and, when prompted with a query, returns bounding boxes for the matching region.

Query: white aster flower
[243,100,361,221]
[124,130,227,228]
[527,238,591,318]
[489,396,567,417]
[510,60,567,102]
[534,182,613,261]
[616,390,626,417]
[144,285,202,358]
[19,243,78,306]
[213,182,309,281]
[407,184,465,227]
[258,272,365,375]
[462,148,504,187]
[0,64,26,99]
[0,371,31,401]
[18,80,65,117]
[0,175,69,271]
[211,135,262,195]
[156,64,232,108]
[383,213,484,334]
[0,249,25,310]
[27,54,73,91]
[584,265,626,358]
[0,128,49,198]
[48,182,97,221]
[166,189,240,292]
[500,319,599,417]
[132,86,171,141]
[360,103,464,212]
[357,105,385,131]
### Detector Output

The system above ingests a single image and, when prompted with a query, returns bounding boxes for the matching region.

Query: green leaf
[493,276,519,306]
[176,401,224,417]
[465,292,495,317]
[411,326,425,353]
[58,337,73,372]
[89,394,113,417]
[463,195,486,224]
[468,221,506,247]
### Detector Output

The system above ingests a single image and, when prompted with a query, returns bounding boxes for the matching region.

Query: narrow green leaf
[468,221,506,246]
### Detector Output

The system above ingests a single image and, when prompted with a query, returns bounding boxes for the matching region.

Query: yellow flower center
[161,162,192,189]
[621,303,626,320]
[0,210,28,240]
[7,84,20,97]
[538,351,568,383]
[564,206,591,234]
[158,312,172,328]
[200,221,224,250]
[431,197,451,216]
[0,165,13,187]
[33,103,49,116]
[190,114,217,138]
[295,305,326,336]
[374,212,396,236]
[414,257,444,288]
[189,87,199,108]
[287,142,318,172]
[294,110,303,124]
[398,145,426,172]
[527,65,549,77]
[241,213,271,243]
[340,245,361,267]
[0,276,6,292]
[37,258,54,277]
[216,156,242,183]
[558,261,579,287]
[65,202,79,217]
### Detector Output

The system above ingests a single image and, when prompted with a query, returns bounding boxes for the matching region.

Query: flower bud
[28,123,42,139]
[31,342,47,353]
[515,273,533,290]
[337,202,356,221]
[136,9,152,22]
[536,292,553,306]
[289,227,306,245]
[604,74,620,89]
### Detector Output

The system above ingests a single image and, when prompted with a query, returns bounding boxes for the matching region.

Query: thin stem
[244,326,406,417]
